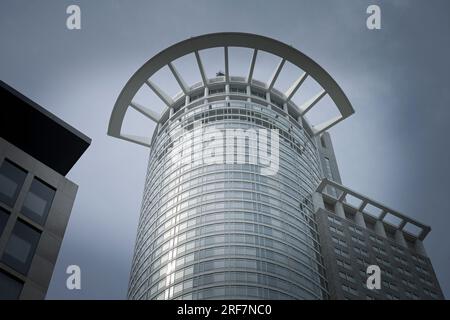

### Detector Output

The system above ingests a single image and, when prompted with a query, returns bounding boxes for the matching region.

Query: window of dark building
[0,206,10,236]
[385,228,396,241]
[0,159,27,207]
[406,238,416,251]
[344,209,355,222]
[1,220,41,275]
[324,201,335,213]
[365,219,376,232]
[0,269,23,299]
[21,178,55,225]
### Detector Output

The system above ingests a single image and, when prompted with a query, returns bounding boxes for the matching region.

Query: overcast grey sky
[1,0,449,299]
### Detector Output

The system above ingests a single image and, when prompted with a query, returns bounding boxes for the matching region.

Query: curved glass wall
[128,96,328,300]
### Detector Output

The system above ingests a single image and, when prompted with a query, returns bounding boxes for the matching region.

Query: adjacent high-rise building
[314,133,444,300]
[0,81,91,299]
[107,33,444,300]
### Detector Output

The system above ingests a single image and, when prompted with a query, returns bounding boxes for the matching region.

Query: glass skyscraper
[108,33,443,300]
[128,98,327,299]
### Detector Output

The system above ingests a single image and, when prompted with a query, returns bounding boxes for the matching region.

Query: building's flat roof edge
[0,80,92,145]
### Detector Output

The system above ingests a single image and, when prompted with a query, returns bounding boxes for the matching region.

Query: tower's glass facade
[128,90,329,299]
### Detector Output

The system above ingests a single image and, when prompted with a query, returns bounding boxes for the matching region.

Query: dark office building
[0,81,90,299]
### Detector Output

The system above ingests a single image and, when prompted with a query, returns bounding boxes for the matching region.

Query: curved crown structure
[108,32,353,147]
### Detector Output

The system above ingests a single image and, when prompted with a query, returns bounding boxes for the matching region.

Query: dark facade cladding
[0,81,90,299]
